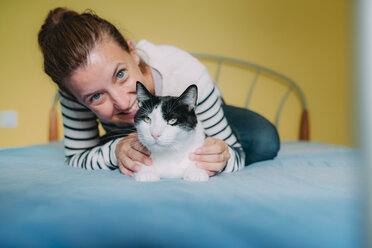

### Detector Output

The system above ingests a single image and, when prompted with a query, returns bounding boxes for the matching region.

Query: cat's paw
[183,169,209,182]
[134,171,160,182]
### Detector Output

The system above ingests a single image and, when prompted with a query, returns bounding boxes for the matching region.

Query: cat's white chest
[151,149,194,178]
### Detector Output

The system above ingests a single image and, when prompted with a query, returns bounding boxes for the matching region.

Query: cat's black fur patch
[161,96,197,131]
[134,82,198,131]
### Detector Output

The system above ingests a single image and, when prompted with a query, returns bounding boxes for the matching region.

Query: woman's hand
[115,132,152,177]
[189,137,231,176]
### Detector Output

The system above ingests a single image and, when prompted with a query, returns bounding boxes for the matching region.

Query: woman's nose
[112,94,129,112]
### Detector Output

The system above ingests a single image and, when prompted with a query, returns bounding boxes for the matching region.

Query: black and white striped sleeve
[59,90,119,170]
[196,83,245,173]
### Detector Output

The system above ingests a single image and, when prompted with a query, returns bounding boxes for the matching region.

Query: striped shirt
[61,40,245,173]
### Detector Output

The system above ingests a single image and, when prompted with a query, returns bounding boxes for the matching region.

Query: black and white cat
[134,82,209,182]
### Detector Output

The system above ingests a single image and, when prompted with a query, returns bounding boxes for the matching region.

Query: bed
[0,141,362,247]
[0,55,363,247]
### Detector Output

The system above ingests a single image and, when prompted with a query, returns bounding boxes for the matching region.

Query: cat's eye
[144,117,151,123]
[167,118,177,125]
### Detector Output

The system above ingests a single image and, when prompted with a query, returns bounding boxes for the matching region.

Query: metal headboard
[191,53,309,141]
[48,54,309,141]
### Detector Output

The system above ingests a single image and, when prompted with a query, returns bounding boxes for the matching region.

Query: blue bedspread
[0,141,363,248]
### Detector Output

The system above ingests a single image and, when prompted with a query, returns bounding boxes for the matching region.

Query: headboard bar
[245,69,261,108]
[49,92,59,142]
[300,109,310,140]
[215,60,223,85]
[275,86,294,128]
[191,53,308,111]
[191,53,309,141]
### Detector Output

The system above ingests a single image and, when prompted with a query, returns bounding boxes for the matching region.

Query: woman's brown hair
[38,7,129,92]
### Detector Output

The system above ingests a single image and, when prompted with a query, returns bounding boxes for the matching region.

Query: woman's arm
[195,75,245,174]
[59,90,119,170]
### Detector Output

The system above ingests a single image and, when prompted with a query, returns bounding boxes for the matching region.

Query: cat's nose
[151,133,161,140]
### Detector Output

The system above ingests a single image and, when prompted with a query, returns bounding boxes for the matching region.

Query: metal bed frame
[48,54,309,141]
[192,53,309,141]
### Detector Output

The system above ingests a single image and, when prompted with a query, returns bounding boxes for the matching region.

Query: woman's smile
[127,100,139,114]
[117,100,139,118]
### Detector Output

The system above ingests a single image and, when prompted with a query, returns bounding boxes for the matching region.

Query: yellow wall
[0,0,352,148]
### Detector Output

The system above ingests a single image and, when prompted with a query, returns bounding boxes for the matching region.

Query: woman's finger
[131,139,151,156]
[127,148,152,166]
[125,133,150,156]
[118,161,134,177]
[119,155,142,173]
[195,141,227,155]
[195,161,224,174]
[191,153,227,163]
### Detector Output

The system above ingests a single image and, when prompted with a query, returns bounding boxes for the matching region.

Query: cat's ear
[178,84,198,111]
[136,81,153,106]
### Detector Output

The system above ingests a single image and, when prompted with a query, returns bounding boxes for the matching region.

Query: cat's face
[134,82,198,151]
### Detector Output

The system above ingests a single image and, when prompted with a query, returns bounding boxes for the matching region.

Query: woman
[38,7,280,178]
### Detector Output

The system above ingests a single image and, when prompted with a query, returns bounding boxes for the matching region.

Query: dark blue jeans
[222,104,280,166]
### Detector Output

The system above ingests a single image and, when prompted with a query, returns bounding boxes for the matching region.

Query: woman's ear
[127,40,140,65]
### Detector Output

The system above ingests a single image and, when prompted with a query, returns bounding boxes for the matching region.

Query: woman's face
[67,39,153,124]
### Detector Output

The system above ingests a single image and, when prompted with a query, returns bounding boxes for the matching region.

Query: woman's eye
[167,118,177,125]
[91,93,102,102]
[144,117,151,123]
[116,70,125,79]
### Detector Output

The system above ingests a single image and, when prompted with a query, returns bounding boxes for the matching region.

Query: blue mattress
[0,141,363,247]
